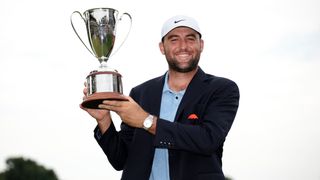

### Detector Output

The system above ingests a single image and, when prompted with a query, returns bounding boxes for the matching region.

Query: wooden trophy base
[81,92,128,109]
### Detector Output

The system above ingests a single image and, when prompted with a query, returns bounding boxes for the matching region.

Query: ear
[159,42,165,55]
[200,39,204,52]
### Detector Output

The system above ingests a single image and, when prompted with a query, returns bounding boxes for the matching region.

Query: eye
[170,37,179,42]
[187,36,196,41]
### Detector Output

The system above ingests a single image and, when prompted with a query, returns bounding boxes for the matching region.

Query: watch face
[143,115,153,129]
[144,119,152,128]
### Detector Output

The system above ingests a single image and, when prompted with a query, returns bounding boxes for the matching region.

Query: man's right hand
[80,83,112,134]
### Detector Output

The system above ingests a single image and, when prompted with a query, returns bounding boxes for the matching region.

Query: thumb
[124,96,136,104]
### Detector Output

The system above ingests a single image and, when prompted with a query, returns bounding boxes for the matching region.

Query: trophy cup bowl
[71,8,132,109]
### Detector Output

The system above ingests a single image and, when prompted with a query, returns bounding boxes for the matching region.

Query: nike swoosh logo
[174,19,185,23]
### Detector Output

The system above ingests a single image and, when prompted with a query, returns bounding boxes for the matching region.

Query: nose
[179,39,188,50]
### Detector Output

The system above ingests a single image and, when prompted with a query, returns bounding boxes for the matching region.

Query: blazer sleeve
[94,121,135,170]
[154,80,240,155]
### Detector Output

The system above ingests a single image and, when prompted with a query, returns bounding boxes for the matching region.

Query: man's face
[159,27,203,73]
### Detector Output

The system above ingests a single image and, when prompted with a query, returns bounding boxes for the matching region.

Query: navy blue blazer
[94,68,240,180]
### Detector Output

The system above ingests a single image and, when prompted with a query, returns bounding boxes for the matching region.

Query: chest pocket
[176,103,205,125]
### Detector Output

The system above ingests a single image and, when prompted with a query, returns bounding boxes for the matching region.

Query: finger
[102,100,123,107]
[116,95,134,103]
[122,96,138,106]
[83,87,88,95]
[120,95,131,101]
[98,103,120,112]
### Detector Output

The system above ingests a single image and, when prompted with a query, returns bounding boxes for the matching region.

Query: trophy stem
[100,61,108,68]
[98,61,115,72]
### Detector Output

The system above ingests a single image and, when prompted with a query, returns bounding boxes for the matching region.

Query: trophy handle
[110,12,132,57]
[70,11,96,57]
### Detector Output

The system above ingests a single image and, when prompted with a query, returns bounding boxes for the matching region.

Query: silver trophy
[71,8,132,109]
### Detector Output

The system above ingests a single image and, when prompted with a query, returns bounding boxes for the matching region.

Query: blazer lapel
[174,68,208,122]
[148,75,165,117]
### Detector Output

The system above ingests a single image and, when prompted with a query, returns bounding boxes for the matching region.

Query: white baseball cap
[161,15,201,40]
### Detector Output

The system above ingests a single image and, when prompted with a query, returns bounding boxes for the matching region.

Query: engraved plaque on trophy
[71,8,132,109]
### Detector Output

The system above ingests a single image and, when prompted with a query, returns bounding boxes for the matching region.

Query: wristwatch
[143,115,154,130]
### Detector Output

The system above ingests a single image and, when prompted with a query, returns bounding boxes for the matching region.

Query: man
[81,15,240,180]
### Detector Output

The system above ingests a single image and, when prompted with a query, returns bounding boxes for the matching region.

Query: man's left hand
[98,96,149,128]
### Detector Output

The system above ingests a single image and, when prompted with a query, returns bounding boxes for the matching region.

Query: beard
[166,55,200,73]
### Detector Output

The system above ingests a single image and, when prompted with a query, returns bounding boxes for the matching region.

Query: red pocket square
[188,114,199,120]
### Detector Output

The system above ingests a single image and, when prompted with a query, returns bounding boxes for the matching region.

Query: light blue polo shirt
[149,72,186,180]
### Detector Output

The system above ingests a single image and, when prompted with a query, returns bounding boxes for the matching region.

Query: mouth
[176,52,191,60]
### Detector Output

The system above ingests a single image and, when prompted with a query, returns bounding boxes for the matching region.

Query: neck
[167,67,198,92]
